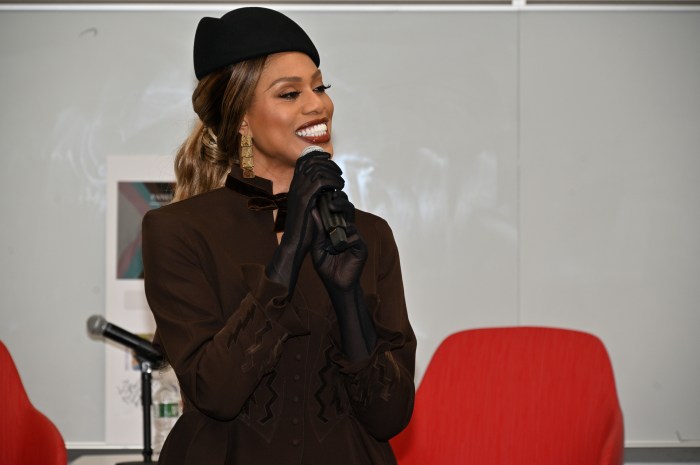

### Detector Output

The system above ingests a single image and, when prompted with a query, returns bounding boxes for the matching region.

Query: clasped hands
[265,151,367,299]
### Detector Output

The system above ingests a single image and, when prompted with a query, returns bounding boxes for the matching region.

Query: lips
[296,119,331,144]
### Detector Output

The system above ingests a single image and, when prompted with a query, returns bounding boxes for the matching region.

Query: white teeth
[296,123,328,138]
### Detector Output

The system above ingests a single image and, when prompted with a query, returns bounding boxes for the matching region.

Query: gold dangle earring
[240,134,254,178]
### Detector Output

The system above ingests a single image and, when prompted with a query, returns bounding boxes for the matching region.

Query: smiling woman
[241,52,335,187]
[140,7,416,465]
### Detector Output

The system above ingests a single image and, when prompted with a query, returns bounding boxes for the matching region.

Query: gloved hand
[310,192,377,360]
[309,191,367,293]
[265,152,344,296]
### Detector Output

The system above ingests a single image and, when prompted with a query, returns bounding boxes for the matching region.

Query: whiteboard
[0,6,698,448]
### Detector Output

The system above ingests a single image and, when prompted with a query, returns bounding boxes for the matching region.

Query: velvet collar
[225,170,287,232]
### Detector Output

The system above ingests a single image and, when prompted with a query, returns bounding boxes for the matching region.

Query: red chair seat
[391,327,623,465]
[0,340,67,465]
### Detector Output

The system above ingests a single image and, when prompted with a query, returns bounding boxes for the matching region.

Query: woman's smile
[295,118,331,144]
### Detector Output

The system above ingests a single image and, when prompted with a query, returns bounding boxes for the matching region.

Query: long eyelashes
[279,91,301,100]
[279,84,332,100]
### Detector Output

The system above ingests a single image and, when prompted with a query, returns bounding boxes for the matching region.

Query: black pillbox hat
[193,7,320,80]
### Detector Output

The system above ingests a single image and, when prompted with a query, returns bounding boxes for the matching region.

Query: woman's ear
[239,120,250,137]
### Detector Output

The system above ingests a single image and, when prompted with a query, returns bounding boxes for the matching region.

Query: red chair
[0,340,67,465]
[391,327,623,465]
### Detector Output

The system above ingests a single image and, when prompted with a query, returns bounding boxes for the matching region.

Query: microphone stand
[118,356,155,464]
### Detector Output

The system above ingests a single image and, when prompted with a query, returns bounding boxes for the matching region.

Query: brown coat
[142,171,416,465]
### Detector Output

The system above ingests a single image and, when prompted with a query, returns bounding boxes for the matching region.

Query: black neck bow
[225,175,287,232]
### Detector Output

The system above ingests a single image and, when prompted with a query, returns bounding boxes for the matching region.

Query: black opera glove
[265,152,345,296]
[310,194,377,361]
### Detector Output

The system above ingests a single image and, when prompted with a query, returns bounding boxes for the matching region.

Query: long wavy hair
[173,56,267,202]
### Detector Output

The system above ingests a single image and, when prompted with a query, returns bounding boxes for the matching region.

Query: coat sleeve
[142,208,307,421]
[332,218,416,441]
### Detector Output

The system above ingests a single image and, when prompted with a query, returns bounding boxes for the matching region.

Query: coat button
[295,353,302,361]
[292,417,300,425]
[293,395,300,403]
[292,439,300,446]
[293,374,300,381]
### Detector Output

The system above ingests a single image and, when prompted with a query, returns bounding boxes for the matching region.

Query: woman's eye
[279,84,331,100]
[279,91,301,100]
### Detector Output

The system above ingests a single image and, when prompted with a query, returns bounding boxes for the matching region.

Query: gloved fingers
[326,191,355,223]
[296,151,341,176]
[309,207,368,294]
[308,166,345,192]
[299,177,345,208]
[310,207,365,259]
[343,226,367,259]
[290,157,344,196]
[299,155,343,183]
[343,221,359,238]
[308,207,328,240]
[309,207,346,254]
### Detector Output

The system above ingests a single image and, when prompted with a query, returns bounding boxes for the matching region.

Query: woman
[142,7,415,465]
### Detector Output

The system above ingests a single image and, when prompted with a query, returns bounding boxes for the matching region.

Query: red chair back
[0,340,67,465]
[391,327,623,465]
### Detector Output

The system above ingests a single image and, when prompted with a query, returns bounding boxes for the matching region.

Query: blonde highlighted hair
[173,56,267,202]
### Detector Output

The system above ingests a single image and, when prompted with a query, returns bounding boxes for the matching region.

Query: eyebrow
[266,69,322,91]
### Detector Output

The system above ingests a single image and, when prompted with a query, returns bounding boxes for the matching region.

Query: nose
[302,89,326,115]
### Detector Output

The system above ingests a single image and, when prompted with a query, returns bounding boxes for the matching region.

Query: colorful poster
[117,182,174,279]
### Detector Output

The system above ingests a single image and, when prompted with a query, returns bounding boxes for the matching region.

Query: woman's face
[242,51,334,172]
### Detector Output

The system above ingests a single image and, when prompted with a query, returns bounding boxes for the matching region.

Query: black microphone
[87,315,164,366]
[300,145,349,253]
